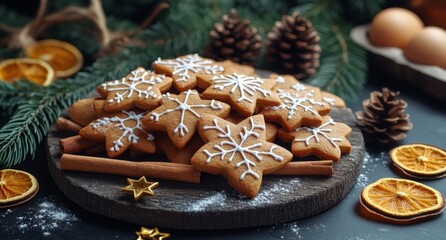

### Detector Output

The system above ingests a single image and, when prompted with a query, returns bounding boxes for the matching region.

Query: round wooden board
[47,107,364,230]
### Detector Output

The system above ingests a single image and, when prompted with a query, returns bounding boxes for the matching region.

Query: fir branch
[307,22,366,99]
[0,81,39,116]
[235,0,286,16]
[292,0,367,99]
[343,0,385,23]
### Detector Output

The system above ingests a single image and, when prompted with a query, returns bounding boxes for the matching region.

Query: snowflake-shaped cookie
[202,73,280,116]
[261,88,331,131]
[142,89,230,149]
[153,54,225,92]
[97,67,173,112]
[192,114,292,198]
[79,110,156,158]
[278,116,352,161]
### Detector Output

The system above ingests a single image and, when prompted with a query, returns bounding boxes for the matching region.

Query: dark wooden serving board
[47,107,364,230]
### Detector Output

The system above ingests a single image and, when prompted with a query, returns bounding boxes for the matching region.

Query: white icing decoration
[150,89,223,137]
[271,89,325,119]
[323,97,335,106]
[92,111,154,152]
[293,118,343,147]
[101,69,165,104]
[154,54,224,82]
[210,73,271,103]
[276,76,285,84]
[291,83,307,92]
[202,117,283,180]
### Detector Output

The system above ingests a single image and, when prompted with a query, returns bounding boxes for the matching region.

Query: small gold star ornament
[121,176,159,201]
[136,227,170,240]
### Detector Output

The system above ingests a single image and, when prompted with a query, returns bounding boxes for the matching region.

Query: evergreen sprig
[292,0,372,100]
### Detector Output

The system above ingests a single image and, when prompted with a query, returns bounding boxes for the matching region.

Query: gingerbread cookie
[68,98,99,126]
[79,110,156,158]
[270,74,300,90]
[93,99,106,116]
[97,67,172,112]
[278,116,352,161]
[225,114,278,142]
[260,88,330,131]
[321,91,346,108]
[153,54,227,92]
[155,133,203,164]
[201,73,280,116]
[218,60,255,76]
[142,89,230,149]
[192,114,292,198]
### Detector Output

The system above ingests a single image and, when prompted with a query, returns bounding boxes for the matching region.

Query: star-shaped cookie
[270,74,300,90]
[278,116,352,161]
[79,110,156,158]
[201,73,280,116]
[321,91,346,108]
[97,67,172,112]
[225,113,278,142]
[192,114,292,198]
[152,54,227,92]
[121,176,159,201]
[261,88,331,131]
[142,89,230,149]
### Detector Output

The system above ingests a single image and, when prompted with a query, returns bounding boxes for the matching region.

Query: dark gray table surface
[1,71,445,240]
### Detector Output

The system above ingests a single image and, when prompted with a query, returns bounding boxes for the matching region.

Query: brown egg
[369,8,424,49]
[404,27,446,69]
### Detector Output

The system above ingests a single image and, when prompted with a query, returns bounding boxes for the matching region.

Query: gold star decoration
[135,227,170,240]
[121,176,159,201]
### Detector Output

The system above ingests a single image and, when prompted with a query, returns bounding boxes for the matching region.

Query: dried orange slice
[0,169,39,208]
[0,58,55,86]
[25,39,83,78]
[360,178,444,224]
[390,144,446,179]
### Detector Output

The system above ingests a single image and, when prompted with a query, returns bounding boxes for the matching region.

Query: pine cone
[266,12,320,79]
[356,88,413,144]
[206,9,261,65]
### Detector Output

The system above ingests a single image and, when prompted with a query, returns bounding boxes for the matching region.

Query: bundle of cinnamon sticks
[57,117,334,184]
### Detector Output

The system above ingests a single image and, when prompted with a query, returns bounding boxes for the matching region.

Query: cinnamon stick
[56,117,83,133]
[60,154,201,183]
[269,160,333,176]
[60,135,102,154]
[85,145,105,155]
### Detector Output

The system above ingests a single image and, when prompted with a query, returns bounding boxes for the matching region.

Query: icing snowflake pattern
[92,111,154,152]
[154,54,224,82]
[101,69,164,104]
[323,97,335,106]
[276,76,285,84]
[211,73,271,103]
[294,118,343,147]
[272,89,325,119]
[202,118,283,180]
[291,83,307,92]
[150,90,223,137]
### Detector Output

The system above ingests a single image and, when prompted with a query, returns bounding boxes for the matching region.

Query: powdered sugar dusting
[246,178,301,206]
[187,192,227,211]
[352,151,387,192]
[1,196,78,237]
[260,220,327,239]
[183,178,301,211]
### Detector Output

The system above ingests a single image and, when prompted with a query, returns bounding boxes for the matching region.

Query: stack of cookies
[66,53,352,198]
